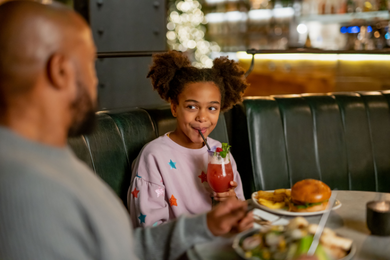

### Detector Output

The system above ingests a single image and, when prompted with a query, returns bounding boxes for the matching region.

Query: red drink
[207,161,234,193]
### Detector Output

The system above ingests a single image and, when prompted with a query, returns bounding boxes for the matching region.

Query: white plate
[251,190,342,216]
[233,228,356,260]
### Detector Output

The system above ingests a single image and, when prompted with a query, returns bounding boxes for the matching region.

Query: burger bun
[289,179,331,212]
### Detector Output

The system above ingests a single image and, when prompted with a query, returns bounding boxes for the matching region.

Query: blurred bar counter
[237,50,390,96]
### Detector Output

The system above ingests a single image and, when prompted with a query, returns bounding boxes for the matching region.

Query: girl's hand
[214,181,238,201]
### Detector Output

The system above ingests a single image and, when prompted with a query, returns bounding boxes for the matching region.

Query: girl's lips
[193,127,207,134]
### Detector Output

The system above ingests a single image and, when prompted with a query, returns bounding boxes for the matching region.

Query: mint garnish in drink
[214,143,231,158]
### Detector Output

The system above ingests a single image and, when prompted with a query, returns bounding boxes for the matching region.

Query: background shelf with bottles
[298,10,389,23]
[201,0,390,51]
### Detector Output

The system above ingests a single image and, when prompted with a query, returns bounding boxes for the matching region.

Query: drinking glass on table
[207,149,234,205]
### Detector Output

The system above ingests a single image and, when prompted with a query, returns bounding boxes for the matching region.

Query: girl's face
[170,81,221,149]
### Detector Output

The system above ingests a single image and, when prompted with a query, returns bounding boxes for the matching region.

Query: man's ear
[170,102,177,117]
[47,53,75,91]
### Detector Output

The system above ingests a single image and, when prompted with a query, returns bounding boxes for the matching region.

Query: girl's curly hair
[147,51,249,111]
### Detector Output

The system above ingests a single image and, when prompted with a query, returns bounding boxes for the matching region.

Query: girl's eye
[209,106,218,111]
[187,105,196,109]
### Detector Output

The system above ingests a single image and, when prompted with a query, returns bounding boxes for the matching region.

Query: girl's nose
[196,109,207,122]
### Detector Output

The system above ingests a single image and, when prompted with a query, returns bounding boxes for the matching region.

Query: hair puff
[147,51,192,102]
[212,56,249,111]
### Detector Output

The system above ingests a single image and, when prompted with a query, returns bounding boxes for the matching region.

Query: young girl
[127,51,249,227]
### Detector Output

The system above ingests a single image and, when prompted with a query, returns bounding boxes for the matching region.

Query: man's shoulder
[0,148,94,200]
[0,153,96,259]
[0,150,45,177]
[0,153,72,195]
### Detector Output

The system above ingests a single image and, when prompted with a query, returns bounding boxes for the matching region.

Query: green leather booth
[68,91,390,205]
[231,91,390,198]
[68,106,229,206]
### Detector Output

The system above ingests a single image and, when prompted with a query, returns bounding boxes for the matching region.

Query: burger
[289,179,331,212]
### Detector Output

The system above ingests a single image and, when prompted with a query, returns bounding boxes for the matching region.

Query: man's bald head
[0,1,88,94]
[0,1,98,142]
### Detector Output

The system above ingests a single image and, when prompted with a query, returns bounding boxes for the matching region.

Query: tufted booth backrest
[68,109,156,206]
[68,106,229,206]
[233,91,390,195]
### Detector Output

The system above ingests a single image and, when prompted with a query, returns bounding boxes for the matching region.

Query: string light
[167,0,221,68]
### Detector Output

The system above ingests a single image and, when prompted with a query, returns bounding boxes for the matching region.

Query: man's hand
[214,181,238,201]
[206,198,254,236]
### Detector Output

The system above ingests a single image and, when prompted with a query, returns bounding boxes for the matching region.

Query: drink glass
[207,151,234,193]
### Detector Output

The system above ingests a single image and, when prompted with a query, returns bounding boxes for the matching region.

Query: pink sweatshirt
[127,133,245,228]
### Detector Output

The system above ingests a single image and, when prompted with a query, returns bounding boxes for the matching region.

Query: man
[0,1,253,259]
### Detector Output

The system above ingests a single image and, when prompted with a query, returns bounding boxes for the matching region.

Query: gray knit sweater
[0,127,215,260]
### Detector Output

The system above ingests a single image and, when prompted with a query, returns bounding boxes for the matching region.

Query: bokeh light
[297,24,307,34]
[167,0,220,68]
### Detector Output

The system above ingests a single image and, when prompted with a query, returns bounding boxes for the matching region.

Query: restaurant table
[186,191,390,260]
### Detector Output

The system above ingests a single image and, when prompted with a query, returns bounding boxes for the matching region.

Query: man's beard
[67,80,97,137]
